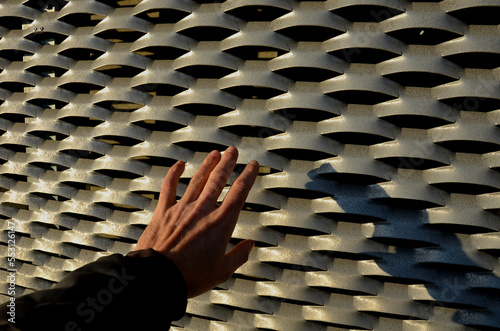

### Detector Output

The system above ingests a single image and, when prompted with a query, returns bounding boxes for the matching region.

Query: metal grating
[1,0,500,329]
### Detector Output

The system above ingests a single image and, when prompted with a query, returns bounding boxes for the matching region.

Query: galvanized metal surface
[1,0,500,330]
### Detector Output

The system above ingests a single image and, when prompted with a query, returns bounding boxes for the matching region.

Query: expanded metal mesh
[1,0,500,329]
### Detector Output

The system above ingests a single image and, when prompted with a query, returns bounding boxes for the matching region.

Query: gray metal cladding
[1,0,500,330]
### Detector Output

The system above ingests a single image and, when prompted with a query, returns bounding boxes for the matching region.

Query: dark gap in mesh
[276,26,344,42]
[380,115,453,129]
[330,5,404,22]
[376,157,448,170]
[177,26,238,41]
[329,48,400,64]
[383,72,457,88]
[226,6,291,22]
[387,28,462,46]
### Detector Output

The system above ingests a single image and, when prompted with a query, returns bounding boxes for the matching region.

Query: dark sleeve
[0,248,187,331]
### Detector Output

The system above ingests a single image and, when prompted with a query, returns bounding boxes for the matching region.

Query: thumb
[223,239,254,276]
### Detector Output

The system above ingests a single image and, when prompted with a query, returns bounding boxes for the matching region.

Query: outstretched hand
[136,146,259,298]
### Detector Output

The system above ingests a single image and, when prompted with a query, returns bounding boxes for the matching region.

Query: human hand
[135,146,259,298]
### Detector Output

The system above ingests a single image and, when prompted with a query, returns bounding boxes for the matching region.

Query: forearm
[0,249,187,331]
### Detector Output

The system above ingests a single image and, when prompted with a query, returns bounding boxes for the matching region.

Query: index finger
[219,160,259,221]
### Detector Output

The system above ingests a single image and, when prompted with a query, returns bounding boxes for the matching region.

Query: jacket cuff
[125,248,188,321]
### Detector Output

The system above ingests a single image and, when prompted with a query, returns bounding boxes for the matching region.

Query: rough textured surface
[1,0,500,330]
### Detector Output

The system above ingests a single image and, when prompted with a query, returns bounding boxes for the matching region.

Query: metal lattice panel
[1,0,500,330]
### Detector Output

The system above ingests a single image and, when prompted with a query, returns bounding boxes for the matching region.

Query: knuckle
[190,173,203,186]
[214,168,231,183]
[192,202,206,215]
[187,173,205,192]
[207,184,220,200]
[232,179,247,192]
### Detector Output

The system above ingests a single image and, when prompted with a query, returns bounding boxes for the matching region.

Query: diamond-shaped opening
[276,25,344,42]
[132,120,185,132]
[173,141,228,153]
[95,0,141,8]
[431,182,499,195]
[27,98,69,109]
[61,212,105,223]
[380,114,453,129]
[273,108,339,122]
[0,50,34,62]
[131,156,178,167]
[58,13,105,27]
[175,103,234,116]
[96,29,146,43]
[0,82,35,93]
[383,72,458,88]
[59,117,104,127]
[176,65,236,79]
[223,85,286,100]
[324,132,392,145]
[435,140,500,154]
[133,46,189,60]
[376,157,448,170]
[373,197,442,210]
[177,26,238,41]
[95,100,144,112]
[133,83,187,96]
[23,0,68,11]
[329,48,400,64]
[439,97,500,112]
[220,125,283,137]
[30,192,70,202]
[275,67,342,82]
[0,16,33,30]
[60,150,104,159]
[25,31,68,45]
[94,169,142,179]
[327,90,397,105]
[387,28,463,46]
[224,46,287,61]
[133,190,160,200]
[226,5,291,22]
[429,223,497,236]
[95,135,143,146]
[59,83,104,94]
[0,114,35,124]
[59,48,105,61]
[61,182,105,191]
[26,65,68,77]
[134,9,190,24]
[94,65,144,78]
[443,52,500,70]
[447,6,500,25]
[30,162,69,172]
[330,5,404,22]
[95,202,143,212]
[241,202,279,213]
[270,148,334,161]
[319,172,388,185]
[28,130,69,141]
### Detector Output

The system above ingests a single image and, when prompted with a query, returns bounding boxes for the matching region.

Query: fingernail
[225,146,237,155]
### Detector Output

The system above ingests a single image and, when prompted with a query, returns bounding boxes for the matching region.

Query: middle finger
[182,150,221,203]
[197,146,238,208]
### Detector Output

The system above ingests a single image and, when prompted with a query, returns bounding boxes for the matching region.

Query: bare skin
[136,146,259,298]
